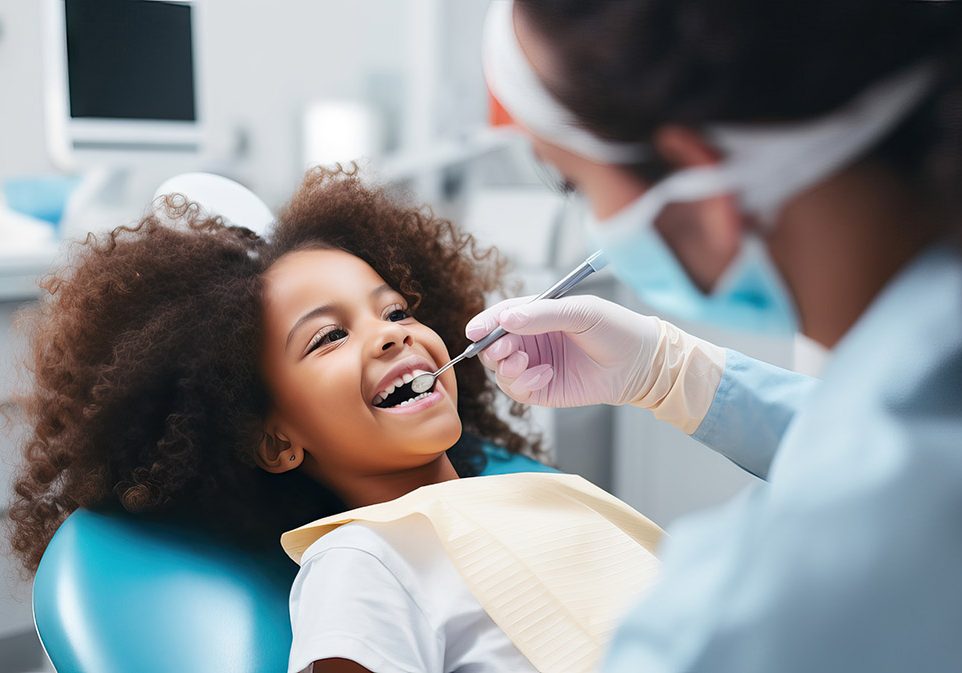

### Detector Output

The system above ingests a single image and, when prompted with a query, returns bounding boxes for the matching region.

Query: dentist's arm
[467,295,817,479]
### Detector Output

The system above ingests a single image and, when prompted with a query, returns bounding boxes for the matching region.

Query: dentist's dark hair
[516,0,962,235]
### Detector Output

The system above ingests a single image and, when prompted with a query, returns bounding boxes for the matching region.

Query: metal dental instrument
[410,250,610,394]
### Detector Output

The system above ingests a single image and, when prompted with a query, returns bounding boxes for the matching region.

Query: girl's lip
[373,384,445,415]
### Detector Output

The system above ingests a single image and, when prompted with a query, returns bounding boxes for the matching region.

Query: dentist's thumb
[465,295,533,341]
[496,296,605,336]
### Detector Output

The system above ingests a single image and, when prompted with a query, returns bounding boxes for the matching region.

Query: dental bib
[281,472,663,673]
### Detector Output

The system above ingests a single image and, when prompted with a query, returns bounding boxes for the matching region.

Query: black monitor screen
[65,0,196,121]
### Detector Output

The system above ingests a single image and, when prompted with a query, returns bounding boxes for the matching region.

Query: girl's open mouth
[373,385,443,415]
[372,375,443,414]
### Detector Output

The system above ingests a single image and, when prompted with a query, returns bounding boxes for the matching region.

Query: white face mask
[581,64,934,334]
[585,196,799,334]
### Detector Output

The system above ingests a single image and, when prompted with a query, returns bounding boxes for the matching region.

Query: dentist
[472,1,962,671]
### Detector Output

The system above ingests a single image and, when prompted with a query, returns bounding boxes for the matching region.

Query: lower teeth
[396,391,430,407]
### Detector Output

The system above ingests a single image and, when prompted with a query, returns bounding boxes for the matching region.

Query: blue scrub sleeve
[691,350,818,479]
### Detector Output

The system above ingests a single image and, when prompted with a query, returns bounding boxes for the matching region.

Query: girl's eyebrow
[370,284,395,301]
[285,285,397,350]
[286,305,335,349]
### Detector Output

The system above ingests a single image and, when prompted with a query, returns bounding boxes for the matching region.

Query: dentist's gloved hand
[465,295,662,408]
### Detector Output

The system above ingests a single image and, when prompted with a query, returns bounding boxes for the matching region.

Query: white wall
[0,0,51,180]
[0,300,33,642]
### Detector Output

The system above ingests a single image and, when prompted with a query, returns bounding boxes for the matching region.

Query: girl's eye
[387,307,411,322]
[306,326,348,354]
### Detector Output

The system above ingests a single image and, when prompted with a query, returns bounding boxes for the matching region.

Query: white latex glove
[465,295,661,407]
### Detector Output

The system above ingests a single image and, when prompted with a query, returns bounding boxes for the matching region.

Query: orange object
[488,87,515,127]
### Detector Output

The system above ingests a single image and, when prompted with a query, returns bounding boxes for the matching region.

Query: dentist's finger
[478,349,499,372]
[477,333,522,371]
[508,364,554,398]
[497,350,529,379]
[465,295,536,341]
[485,333,522,362]
[494,370,526,403]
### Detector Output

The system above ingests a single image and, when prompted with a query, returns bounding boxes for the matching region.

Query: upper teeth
[372,369,433,405]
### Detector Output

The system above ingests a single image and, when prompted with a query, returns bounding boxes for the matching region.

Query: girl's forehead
[268,248,385,289]
[262,249,392,313]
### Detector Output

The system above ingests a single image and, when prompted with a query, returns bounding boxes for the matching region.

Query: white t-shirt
[288,515,538,673]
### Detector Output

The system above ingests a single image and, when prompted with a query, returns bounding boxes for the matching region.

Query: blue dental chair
[33,446,557,673]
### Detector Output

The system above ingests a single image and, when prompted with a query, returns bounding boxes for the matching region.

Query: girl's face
[258,248,461,483]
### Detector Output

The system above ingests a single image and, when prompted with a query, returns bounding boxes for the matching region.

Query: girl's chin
[392,420,464,458]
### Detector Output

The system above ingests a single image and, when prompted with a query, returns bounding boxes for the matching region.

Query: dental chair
[32,445,557,673]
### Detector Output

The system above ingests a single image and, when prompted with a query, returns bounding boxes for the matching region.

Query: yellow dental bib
[281,472,663,673]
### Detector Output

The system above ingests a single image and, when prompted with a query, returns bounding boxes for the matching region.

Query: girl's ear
[255,418,303,473]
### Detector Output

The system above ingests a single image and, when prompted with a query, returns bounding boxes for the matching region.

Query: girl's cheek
[422,329,451,361]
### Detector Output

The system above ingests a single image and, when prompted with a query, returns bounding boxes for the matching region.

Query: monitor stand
[59,167,132,240]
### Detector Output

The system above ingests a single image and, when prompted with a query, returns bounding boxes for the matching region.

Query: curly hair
[8,167,541,573]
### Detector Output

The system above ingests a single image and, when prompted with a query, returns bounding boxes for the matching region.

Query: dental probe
[410,250,610,395]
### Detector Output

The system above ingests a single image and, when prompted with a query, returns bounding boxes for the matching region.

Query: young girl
[10,169,660,673]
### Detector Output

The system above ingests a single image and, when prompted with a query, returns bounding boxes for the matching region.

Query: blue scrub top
[604,245,962,672]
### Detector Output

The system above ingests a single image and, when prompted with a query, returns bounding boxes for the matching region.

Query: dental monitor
[43,0,206,168]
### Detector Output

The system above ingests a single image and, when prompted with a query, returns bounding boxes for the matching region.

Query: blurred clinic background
[0,2,826,670]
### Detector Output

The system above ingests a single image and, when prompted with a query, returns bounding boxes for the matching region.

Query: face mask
[581,63,934,335]
[586,194,798,334]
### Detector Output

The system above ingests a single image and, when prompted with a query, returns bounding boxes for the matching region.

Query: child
[10,168,660,673]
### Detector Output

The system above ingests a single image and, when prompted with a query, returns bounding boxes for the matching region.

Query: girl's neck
[331,453,460,510]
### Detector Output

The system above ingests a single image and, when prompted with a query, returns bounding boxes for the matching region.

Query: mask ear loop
[638,64,934,304]
[599,164,742,242]
[607,61,937,251]
[625,165,759,296]
[709,62,937,226]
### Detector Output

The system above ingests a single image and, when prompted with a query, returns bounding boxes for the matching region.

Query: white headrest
[153,173,274,237]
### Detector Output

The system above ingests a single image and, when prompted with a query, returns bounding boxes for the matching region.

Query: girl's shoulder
[288,519,448,673]
[299,516,439,572]
[298,516,462,611]
[289,516,538,673]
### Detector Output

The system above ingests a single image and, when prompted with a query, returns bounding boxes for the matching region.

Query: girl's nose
[375,322,413,355]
